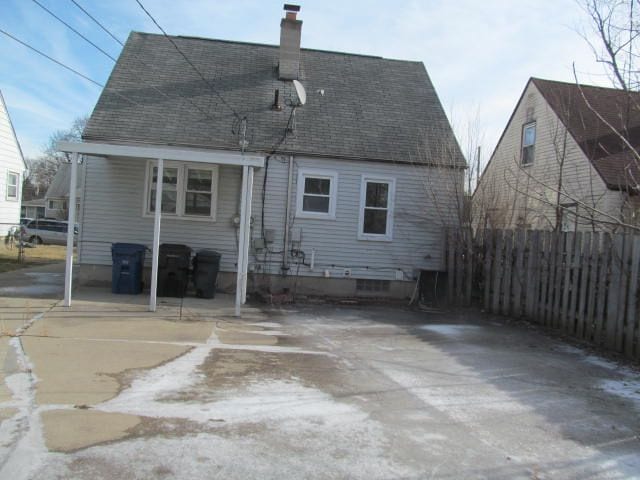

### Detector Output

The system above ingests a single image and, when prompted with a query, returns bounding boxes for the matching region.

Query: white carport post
[63,152,79,307]
[149,158,164,312]
[235,165,254,316]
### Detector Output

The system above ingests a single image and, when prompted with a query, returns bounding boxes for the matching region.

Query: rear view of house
[474,78,640,232]
[59,5,465,311]
[0,90,26,234]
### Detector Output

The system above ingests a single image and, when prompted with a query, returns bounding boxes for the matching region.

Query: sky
[0,0,612,167]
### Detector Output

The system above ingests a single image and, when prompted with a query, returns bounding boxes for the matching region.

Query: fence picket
[606,234,623,350]
[492,230,504,314]
[561,232,574,331]
[539,231,550,326]
[465,229,473,306]
[513,230,525,317]
[545,232,559,327]
[483,229,493,312]
[625,236,640,358]
[576,233,591,339]
[567,232,582,335]
[502,230,513,316]
[585,232,600,342]
[615,234,632,352]
[594,234,611,346]
[552,233,565,329]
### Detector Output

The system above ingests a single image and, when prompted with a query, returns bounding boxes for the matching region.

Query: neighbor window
[521,122,536,165]
[295,168,338,219]
[6,171,18,201]
[358,176,395,241]
[145,161,218,220]
[48,199,66,210]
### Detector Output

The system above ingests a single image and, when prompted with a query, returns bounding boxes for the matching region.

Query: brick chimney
[279,4,302,80]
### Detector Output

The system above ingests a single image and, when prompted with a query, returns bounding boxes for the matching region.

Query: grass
[0,241,72,273]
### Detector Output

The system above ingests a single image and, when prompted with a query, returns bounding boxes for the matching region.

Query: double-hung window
[521,122,536,166]
[145,161,218,220]
[295,168,338,219]
[358,176,395,241]
[6,171,18,201]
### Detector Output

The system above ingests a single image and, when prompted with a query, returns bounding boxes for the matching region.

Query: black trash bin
[193,250,221,299]
[158,244,192,297]
[111,243,146,294]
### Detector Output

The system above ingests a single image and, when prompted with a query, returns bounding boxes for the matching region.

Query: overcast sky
[0,0,611,166]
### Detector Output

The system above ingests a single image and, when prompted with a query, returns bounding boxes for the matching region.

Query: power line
[0,28,104,88]
[68,1,234,127]
[69,0,124,46]
[0,27,140,106]
[134,0,243,121]
[30,0,117,62]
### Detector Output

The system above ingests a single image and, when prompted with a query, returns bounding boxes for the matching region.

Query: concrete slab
[41,409,140,452]
[1,281,639,479]
[22,336,190,405]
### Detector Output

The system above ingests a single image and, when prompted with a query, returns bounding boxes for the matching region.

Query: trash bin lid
[112,243,146,254]
[197,249,221,260]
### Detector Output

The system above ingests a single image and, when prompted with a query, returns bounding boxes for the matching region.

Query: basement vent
[356,279,390,292]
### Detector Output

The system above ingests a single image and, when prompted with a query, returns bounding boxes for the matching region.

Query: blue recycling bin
[111,243,146,294]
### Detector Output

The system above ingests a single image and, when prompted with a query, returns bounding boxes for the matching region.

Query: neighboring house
[0,90,26,234]
[44,163,84,219]
[62,6,465,299]
[21,198,46,219]
[473,78,640,232]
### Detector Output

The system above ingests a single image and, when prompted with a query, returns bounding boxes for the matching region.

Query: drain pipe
[282,155,294,274]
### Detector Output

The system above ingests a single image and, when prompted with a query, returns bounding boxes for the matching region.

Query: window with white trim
[6,171,18,201]
[521,122,536,166]
[295,168,337,219]
[144,161,219,220]
[358,176,395,241]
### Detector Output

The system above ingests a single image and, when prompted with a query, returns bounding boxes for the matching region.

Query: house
[44,163,84,219]
[21,198,46,219]
[473,78,640,232]
[0,90,26,234]
[58,5,465,313]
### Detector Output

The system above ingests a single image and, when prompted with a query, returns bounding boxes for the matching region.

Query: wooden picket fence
[446,228,640,361]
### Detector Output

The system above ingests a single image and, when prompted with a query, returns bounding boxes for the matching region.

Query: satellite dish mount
[288,80,306,133]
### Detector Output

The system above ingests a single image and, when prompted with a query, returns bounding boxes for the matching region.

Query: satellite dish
[293,79,307,106]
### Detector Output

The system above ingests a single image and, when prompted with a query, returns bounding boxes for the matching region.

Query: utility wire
[0,27,140,106]
[0,28,104,88]
[69,0,124,46]
[134,0,243,121]
[30,0,117,62]
[68,0,233,127]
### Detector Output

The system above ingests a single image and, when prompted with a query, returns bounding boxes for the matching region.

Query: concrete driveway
[0,265,639,479]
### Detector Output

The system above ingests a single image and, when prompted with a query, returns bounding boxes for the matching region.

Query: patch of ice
[419,324,481,336]
[244,330,290,336]
[601,379,640,407]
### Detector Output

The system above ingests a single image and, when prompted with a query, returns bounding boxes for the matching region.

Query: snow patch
[419,324,481,336]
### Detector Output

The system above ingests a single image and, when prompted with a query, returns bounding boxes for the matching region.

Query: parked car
[22,219,78,245]
[20,217,33,226]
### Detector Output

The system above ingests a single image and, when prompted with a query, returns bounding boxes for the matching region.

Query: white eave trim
[57,141,265,168]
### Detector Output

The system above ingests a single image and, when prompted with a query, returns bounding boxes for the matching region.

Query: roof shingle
[83,32,465,167]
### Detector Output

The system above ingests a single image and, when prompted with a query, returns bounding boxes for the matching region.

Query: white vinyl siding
[79,155,461,280]
[0,92,24,231]
[295,168,337,219]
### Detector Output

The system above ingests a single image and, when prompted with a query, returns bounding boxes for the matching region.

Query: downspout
[282,155,294,273]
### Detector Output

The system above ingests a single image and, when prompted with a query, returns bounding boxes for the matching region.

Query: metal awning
[57,141,264,317]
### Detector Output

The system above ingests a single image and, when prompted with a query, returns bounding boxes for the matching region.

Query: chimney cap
[283,4,301,12]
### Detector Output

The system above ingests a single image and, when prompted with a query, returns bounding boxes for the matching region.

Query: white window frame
[6,171,19,201]
[295,167,338,219]
[358,175,395,241]
[142,160,219,221]
[521,122,536,166]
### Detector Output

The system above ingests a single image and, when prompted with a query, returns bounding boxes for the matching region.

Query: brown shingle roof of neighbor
[83,32,466,168]
[532,78,640,190]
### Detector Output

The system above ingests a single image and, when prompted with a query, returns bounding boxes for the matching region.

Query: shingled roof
[82,32,465,167]
[532,78,640,190]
